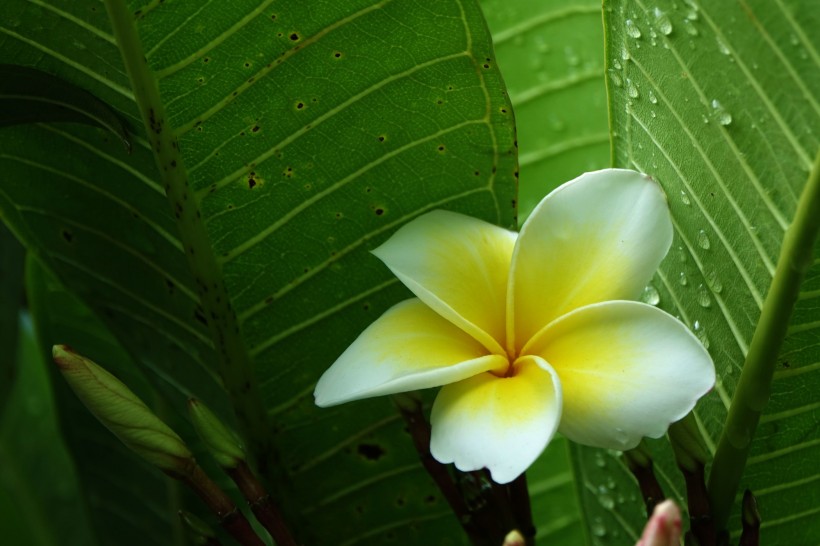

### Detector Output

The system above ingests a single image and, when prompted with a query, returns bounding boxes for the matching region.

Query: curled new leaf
[52,344,193,474]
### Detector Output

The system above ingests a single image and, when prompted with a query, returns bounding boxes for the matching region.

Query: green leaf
[0,64,131,151]
[575,0,820,543]
[0,223,24,411]
[0,312,96,546]
[0,1,516,544]
[482,0,610,220]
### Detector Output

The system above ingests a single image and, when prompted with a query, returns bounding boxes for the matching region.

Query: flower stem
[707,149,820,530]
[624,442,665,516]
[173,465,264,546]
[227,461,297,546]
[392,393,500,545]
[507,473,535,545]
[668,415,716,545]
[739,490,760,546]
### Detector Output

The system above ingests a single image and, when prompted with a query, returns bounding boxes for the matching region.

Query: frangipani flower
[315,169,715,484]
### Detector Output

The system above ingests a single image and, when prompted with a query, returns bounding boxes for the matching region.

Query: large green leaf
[0,313,96,546]
[0,1,516,544]
[0,223,24,410]
[483,0,610,220]
[573,0,820,543]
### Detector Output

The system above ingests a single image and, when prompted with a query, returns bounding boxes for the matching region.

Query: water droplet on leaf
[697,284,712,308]
[682,19,699,36]
[641,283,660,306]
[697,229,711,249]
[626,19,642,38]
[626,78,639,98]
[693,320,710,349]
[711,99,732,125]
[653,8,673,35]
[680,190,691,205]
[591,519,607,537]
[706,269,723,293]
[716,36,731,56]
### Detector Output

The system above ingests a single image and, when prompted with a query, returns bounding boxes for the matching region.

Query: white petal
[508,169,672,352]
[430,356,562,484]
[373,210,516,354]
[314,299,506,407]
[524,301,715,450]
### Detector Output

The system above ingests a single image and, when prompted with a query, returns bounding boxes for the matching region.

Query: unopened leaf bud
[188,398,245,469]
[53,345,193,475]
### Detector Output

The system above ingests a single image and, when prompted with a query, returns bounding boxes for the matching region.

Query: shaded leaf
[0,313,96,546]
[0,64,130,151]
[0,223,24,411]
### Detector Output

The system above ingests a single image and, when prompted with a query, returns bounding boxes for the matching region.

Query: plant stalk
[707,149,820,529]
[393,393,497,545]
[173,465,264,546]
[102,0,272,475]
[624,442,666,516]
[227,462,297,546]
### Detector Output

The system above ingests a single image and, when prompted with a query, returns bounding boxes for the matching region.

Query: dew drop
[594,452,607,468]
[716,36,731,56]
[693,320,710,349]
[626,78,639,98]
[680,190,691,205]
[549,115,566,132]
[682,19,699,36]
[648,90,658,104]
[620,46,631,60]
[653,7,673,35]
[706,269,723,293]
[679,271,689,286]
[591,519,607,537]
[608,69,623,87]
[625,19,642,38]
[612,59,623,70]
[598,491,615,510]
[697,284,712,308]
[641,283,660,306]
[685,7,699,21]
[565,46,580,66]
[711,99,732,125]
[697,229,711,249]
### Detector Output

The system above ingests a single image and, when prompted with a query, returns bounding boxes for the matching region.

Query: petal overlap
[373,210,516,355]
[430,356,562,484]
[508,169,673,352]
[314,298,506,407]
[524,300,715,450]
